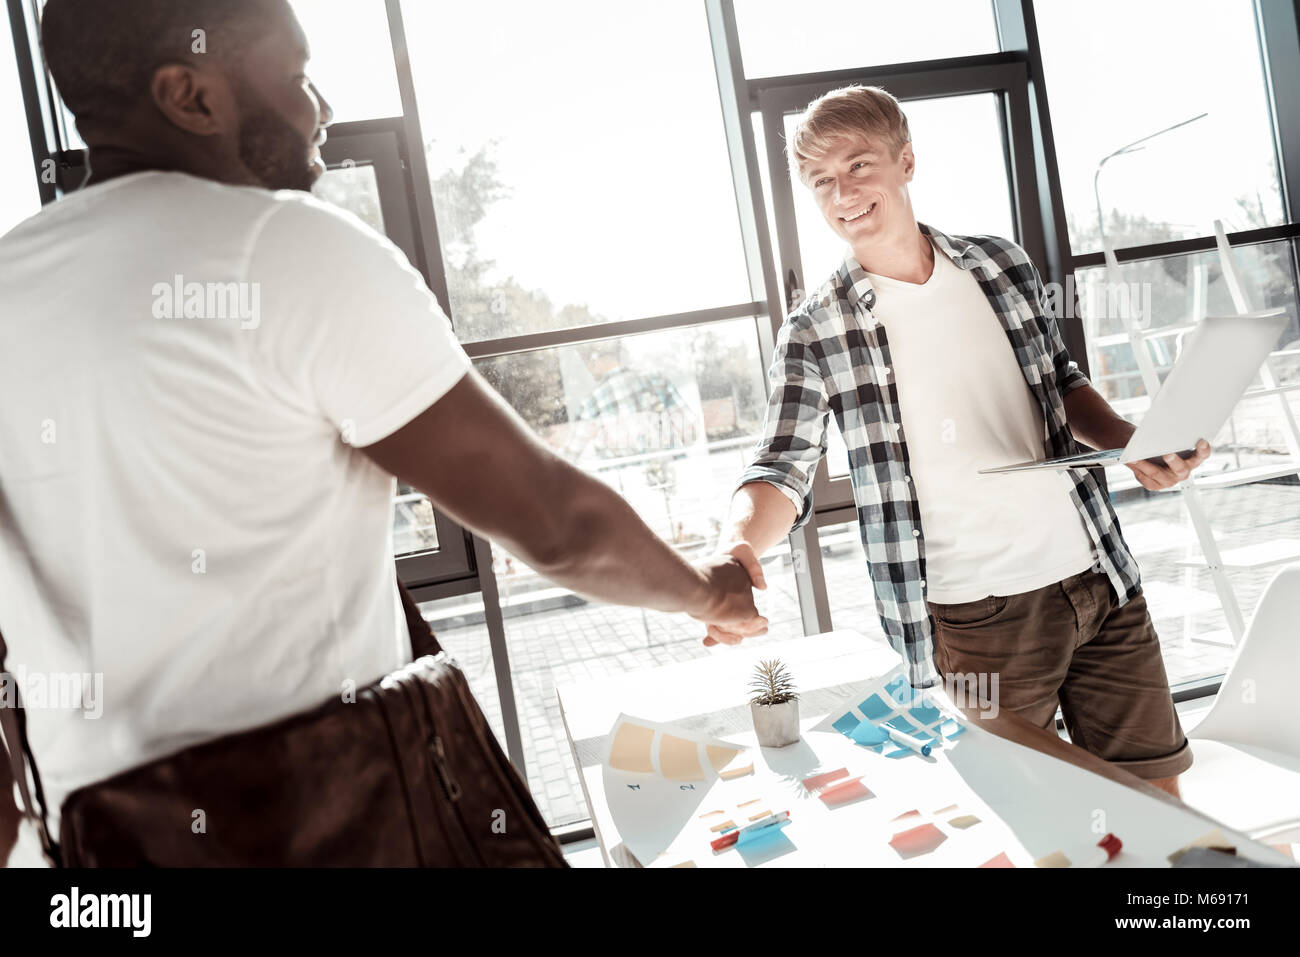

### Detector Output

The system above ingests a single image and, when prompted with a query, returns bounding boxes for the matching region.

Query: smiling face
[233,2,335,190]
[804,135,917,251]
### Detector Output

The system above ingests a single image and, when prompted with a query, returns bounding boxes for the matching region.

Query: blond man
[705,85,1206,796]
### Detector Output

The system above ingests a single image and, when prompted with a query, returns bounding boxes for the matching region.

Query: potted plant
[749,658,800,748]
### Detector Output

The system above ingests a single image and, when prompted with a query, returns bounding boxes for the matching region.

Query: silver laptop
[980,308,1290,473]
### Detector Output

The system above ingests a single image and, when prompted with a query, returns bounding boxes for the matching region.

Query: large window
[733,0,1000,79]
[0,10,39,234]
[1036,0,1300,681]
[288,0,402,122]
[401,0,752,341]
[1036,0,1287,255]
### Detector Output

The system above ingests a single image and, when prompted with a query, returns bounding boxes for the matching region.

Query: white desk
[557,631,1293,868]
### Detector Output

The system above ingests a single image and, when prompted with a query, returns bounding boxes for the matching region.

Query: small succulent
[749,658,798,707]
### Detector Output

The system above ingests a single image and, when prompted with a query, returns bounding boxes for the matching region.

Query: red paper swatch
[802,767,849,792]
[818,777,871,806]
[889,823,947,860]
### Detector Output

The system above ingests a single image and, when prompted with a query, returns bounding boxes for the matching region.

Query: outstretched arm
[361,371,767,632]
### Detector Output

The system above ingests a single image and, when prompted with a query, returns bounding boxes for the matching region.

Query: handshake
[689,542,770,647]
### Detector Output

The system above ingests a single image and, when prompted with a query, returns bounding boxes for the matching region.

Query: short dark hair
[41,0,276,128]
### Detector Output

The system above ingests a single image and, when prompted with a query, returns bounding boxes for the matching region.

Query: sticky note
[709,819,737,833]
[933,803,959,815]
[979,852,1015,868]
[948,814,981,829]
[736,816,790,846]
[748,810,772,822]
[939,719,965,738]
[909,703,942,725]
[608,723,655,773]
[831,712,861,735]
[718,758,754,781]
[858,693,894,720]
[818,777,870,806]
[802,767,849,792]
[884,746,913,759]
[738,798,762,808]
[884,715,918,733]
[891,809,921,822]
[890,823,947,859]
[1035,851,1072,868]
[849,721,890,746]
[670,860,697,868]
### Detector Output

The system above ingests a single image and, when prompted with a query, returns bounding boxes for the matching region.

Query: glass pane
[1076,242,1300,685]
[400,0,751,342]
[314,161,386,234]
[779,94,1016,477]
[0,13,41,234]
[289,0,402,122]
[1036,0,1286,255]
[734,0,999,79]
[314,162,440,557]
[472,319,805,826]
[1078,241,1300,487]
[416,593,505,744]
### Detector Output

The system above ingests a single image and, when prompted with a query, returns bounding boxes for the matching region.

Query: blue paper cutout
[858,693,893,720]
[849,721,890,746]
[831,712,861,736]
[884,715,918,734]
[909,703,942,725]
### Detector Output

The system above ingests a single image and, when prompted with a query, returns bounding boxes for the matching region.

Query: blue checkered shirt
[737,223,1141,688]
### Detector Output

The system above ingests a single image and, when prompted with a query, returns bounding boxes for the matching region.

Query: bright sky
[0,0,1288,310]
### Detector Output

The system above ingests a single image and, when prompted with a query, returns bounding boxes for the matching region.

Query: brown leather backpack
[0,575,567,867]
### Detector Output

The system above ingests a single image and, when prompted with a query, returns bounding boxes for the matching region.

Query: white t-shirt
[0,171,471,861]
[865,238,1096,604]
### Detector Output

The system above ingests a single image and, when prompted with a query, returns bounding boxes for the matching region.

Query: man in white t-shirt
[705,85,1211,798]
[0,0,766,865]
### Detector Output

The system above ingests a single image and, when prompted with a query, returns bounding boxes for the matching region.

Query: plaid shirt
[738,223,1140,688]
[568,367,696,459]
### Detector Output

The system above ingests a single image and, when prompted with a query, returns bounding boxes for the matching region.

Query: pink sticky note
[889,823,948,860]
[818,777,871,806]
[802,767,849,792]
[979,851,1016,868]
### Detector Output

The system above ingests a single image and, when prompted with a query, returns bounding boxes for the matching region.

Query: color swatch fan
[602,714,751,864]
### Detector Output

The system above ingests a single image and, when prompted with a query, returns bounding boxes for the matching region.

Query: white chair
[1179,564,1300,845]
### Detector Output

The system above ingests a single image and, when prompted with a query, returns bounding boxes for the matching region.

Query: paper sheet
[602,713,749,864]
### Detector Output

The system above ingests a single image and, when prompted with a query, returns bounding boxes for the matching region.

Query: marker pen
[710,810,790,851]
[882,724,933,757]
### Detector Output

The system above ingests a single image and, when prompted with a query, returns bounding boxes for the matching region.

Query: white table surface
[556,630,1294,868]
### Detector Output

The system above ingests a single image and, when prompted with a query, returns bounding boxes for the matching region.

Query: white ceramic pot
[751,698,800,748]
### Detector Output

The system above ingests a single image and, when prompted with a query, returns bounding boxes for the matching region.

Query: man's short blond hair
[787,85,911,183]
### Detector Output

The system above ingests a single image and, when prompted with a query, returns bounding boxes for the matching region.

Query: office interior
[2,0,1299,869]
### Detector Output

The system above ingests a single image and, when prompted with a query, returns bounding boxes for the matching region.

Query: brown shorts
[927,569,1193,780]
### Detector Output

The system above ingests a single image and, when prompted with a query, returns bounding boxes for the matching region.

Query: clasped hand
[691,542,769,646]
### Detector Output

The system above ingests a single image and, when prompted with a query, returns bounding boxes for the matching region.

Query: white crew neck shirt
[863,237,1096,604]
[0,171,471,861]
